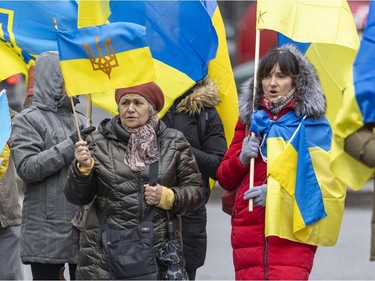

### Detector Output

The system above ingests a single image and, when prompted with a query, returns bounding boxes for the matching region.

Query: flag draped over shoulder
[251,110,345,246]
[0,89,11,154]
[56,22,155,97]
[0,1,78,81]
[331,1,375,190]
[77,0,218,117]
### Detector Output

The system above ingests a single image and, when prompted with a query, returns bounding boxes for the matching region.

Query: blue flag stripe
[107,1,218,82]
[353,1,375,124]
[293,120,327,226]
[57,22,148,61]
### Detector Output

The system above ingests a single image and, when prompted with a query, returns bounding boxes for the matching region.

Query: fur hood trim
[176,77,220,114]
[238,44,326,125]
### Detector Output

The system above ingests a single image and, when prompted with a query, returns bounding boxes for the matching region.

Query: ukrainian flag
[204,1,238,146]
[0,1,78,81]
[256,0,359,125]
[331,1,375,190]
[56,22,155,97]
[252,110,345,246]
[77,1,218,117]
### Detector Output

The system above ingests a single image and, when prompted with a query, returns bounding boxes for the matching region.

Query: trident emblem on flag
[84,36,119,79]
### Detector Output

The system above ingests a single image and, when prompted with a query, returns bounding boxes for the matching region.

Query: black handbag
[96,161,159,280]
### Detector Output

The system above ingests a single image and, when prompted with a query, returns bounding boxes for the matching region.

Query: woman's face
[118,93,151,128]
[261,63,293,102]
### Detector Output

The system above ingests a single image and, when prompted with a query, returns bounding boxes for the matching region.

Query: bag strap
[165,210,176,239]
[96,159,159,231]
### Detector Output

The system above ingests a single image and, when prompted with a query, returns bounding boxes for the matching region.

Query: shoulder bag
[96,161,159,280]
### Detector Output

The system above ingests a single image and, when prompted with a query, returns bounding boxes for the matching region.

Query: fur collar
[176,77,220,114]
[238,44,326,125]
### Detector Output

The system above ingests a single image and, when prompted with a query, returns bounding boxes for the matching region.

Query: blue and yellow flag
[56,22,155,96]
[255,0,354,245]
[0,89,11,154]
[0,1,78,81]
[256,0,359,125]
[252,110,345,246]
[331,1,375,190]
[255,0,362,189]
[203,1,238,146]
[77,1,218,117]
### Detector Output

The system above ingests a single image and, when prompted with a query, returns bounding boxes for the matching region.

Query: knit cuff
[157,186,175,210]
[76,158,95,175]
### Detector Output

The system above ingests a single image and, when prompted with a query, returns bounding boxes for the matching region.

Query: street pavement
[196,184,375,280]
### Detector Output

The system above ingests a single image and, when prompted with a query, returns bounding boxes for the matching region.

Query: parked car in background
[0,73,26,112]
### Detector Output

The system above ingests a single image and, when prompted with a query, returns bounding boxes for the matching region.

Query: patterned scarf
[263,88,295,115]
[123,114,159,172]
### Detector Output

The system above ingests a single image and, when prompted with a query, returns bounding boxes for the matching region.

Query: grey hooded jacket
[10,52,86,264]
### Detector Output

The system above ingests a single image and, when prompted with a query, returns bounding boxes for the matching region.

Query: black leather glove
[69,126,96,143]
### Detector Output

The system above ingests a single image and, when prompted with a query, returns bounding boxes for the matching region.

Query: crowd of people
[1,43,374,281]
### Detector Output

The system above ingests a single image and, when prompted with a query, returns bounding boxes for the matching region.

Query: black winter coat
[161,77,227,272]
[64,116,203,279]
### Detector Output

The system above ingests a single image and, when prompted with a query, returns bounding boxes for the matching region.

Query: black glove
[69,126,96,143]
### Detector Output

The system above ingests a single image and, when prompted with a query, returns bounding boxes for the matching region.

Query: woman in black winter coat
[162,77,227,280]
[64,82,203,280]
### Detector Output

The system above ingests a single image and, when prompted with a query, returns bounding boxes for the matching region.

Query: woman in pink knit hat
[65,81,203,280]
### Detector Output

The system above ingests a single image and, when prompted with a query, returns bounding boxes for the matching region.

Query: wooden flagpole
[86,94,92,127]
[55,18,82,142]
[70,97,82,141]
[249,28,261,212]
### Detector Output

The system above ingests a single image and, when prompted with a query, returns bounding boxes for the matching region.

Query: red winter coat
[216,113,317,280]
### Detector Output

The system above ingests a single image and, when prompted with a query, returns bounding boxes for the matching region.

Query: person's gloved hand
[239,136,261,165]
[69,126,96,143]
[243,184,267,206]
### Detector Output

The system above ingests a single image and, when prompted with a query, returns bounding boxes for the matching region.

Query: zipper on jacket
[137,172,144,222]
[264,236,269,280]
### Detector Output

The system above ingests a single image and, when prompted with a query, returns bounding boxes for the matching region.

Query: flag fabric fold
[331,1,375,189]
[56,22,155,96]
[255,0,353,245]
[77,0,237,143]
[0,1,78,81]
[205,1,238,145]
[77,0,218,118]
[256,0,363,190]
[251,110,345,246]
[257,0,359,125]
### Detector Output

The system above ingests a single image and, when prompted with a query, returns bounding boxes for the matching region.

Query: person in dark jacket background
[64,81,203,279]
[345,126,375,261]
[161,76,227,280]
[10,51,94,280]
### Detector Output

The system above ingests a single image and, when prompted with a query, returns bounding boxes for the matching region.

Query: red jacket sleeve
[216,120,250,190]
